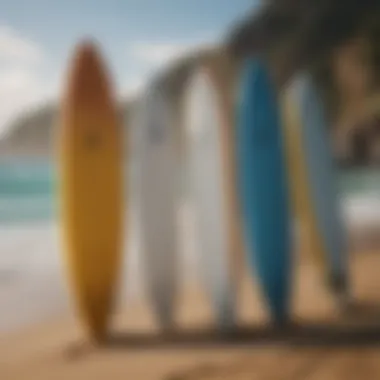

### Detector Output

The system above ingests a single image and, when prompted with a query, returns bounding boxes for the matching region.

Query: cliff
[0,98,133,158]
[0,46,227,159]
[2,0,380,164]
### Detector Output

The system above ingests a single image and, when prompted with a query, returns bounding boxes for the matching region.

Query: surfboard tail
[76,288,115,343]
[263,271,291,325]
[212,283,237,329]
[327,270,350,305]
[150,284,176,330]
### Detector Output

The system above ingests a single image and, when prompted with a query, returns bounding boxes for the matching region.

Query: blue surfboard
[236,59,291,324]
[295,75,349,302]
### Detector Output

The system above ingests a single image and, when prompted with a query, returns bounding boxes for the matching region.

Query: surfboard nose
[64,39,113,110]
[240,59,280,142]
[243,59,269,88]
[72,39,103,67]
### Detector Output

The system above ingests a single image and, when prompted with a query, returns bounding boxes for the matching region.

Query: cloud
[0,26,44,64]
[131,43,195,67]
[124,34,218,99]
[0,26,53,137]
[130,38,217,68]
[0,67,49,135]
[120,76,146,99]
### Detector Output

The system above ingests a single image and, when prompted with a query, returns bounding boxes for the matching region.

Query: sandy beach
[2,245,380,380]
[1,201,380,379]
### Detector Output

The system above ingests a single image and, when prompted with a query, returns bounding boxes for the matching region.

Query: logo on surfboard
[84,132,102,150]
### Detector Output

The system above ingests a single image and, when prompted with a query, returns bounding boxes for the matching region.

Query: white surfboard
[136,84,178,329]
[184,67,237,329]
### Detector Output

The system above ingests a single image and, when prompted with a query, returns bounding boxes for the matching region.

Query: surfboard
[236,59,291,324]
[136,83,178,330]
[208,57,245,292]
[290,75,349,303]
[281,88,326,273]
[59,41,123,342]
[184,67,237,329]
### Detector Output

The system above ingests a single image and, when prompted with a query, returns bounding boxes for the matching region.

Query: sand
[2,249,380,379]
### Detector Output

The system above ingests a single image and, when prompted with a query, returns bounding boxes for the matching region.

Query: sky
[0,0,257,134]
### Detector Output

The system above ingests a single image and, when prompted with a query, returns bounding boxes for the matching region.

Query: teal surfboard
[236,59,292,324]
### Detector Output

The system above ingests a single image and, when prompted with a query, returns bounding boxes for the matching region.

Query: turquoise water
[0,161,378,224]
[339,168,380,196]
[0,161,133,224]
[0,162,56,224]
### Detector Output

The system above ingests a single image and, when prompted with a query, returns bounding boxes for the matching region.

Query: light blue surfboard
[295,75,349,303]
[236,59,291,324]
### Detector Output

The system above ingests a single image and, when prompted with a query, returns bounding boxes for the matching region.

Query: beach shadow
[345,300,380,322]
[165,353,328,380]
[63,340,100,361]
[62,300,380,355]
[104,321,380,351]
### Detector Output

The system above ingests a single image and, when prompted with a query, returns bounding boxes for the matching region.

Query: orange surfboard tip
[63,37,114,110]
[73,38,101,59]
[69,38,104,76]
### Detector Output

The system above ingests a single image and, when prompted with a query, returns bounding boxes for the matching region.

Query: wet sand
[2,249,380,379]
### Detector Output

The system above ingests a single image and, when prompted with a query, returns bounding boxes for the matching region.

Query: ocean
[0,160,200,334]
[0,162,377,224]
[0,161,379,334]
[0,160,134,333]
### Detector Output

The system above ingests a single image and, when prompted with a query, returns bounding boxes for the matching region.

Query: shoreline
[1,201,380,335]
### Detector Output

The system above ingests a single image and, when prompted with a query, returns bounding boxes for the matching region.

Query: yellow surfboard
[281,89,327,274]
[59,41,123,342]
